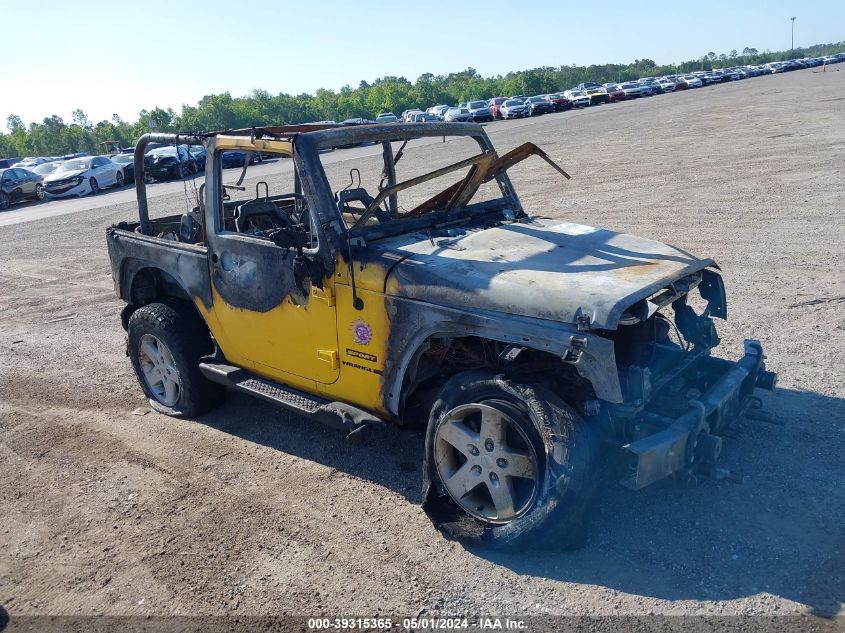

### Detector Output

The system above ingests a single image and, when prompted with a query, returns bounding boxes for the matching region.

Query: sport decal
[346,348,377,363]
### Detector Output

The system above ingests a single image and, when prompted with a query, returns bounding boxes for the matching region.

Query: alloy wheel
[434,402,540,524]
[138,333,182,407]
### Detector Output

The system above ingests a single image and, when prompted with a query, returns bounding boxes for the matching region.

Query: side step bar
[199,361,383,443]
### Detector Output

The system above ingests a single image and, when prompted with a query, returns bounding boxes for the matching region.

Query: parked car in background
[637,82,657,96]
[12,157,51,168]
[0,158,22,169]
[466,100,494,122]
[681,74,703,88]
[341,117,376,126]
[563,89,591,107]
[487,97,508,119]
[375,112,399,123]
[603,84,626,102]
[30,162,62,178]
[524,95,555,116]
[576,82,603,91]
[585,87,609,105]
[544,93,572,111]
[656,78,676,92]
[111,153,136,183]
[402,110,425,123]
[427,105,450,119]
[443,107,472,122]
[410,112,439,123]
[0,167,45,210]
[691,72,715,86]
[499,99,528,119]
[186,146,206,172]
[43,156,123,198]
[618,82,642,98]
[220,150,262,169]
[145,145,198,180]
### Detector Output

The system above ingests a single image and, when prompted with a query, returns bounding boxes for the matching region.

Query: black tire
[177,163,187,179]
[127,301,225,417]
[115,170,124,187]
[423,370,596,550]
[35,184,45,200]
[0,192,10,210]
[89,178,99,194]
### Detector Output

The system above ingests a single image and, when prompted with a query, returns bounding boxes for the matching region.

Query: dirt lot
[1,68,843,621]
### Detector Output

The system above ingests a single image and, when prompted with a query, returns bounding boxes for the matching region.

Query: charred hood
[364,218,716,330]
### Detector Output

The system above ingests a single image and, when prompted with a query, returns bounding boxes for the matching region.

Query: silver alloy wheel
[35,184,45,200]
[90,178,99,194]
[116,170,124,186]
[434,402,540,524]
[138,333,182,407]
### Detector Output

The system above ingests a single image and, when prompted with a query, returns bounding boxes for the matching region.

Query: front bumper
[148,163,182,179]
[45,181,89,198]
[622,339,776,490]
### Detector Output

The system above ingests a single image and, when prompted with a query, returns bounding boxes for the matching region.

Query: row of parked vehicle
[371,53,845,124]
[0,144,220,211]
[3,53,840,212]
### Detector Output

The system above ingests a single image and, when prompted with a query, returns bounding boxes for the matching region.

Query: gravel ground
[1,68,843,621]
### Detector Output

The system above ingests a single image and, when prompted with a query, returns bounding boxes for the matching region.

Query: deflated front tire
[423,370,597,550]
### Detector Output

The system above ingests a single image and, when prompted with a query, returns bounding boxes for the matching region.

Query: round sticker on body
[351,320,373,346]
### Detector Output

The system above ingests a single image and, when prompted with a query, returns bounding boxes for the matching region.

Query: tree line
[2,41,841,159]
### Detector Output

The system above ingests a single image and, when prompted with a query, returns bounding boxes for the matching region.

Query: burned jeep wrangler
[106,122,776,547]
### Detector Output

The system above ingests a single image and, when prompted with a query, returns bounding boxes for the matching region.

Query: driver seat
[235,198,289,232]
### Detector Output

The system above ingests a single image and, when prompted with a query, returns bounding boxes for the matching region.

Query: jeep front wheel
[127,301,225,417]
[423,370,596,549]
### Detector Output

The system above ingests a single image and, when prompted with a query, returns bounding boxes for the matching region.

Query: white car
[681,74,703,88]
[499,99,528,119]
[443,107,472,122]
[657,78,676,91]
[12,157,50,168]
[618,82,642,98]
[427,105,450,119]
[563,90,591,107]
[375,112,399,124]
[43,156,124,199]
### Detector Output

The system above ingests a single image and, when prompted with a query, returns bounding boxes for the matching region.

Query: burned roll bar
[134,133,203,235]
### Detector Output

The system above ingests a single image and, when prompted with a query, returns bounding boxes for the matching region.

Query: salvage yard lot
[1,68,843,618]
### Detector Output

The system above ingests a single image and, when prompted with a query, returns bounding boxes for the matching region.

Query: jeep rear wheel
[424,370,596,549]
[128,301,225,417]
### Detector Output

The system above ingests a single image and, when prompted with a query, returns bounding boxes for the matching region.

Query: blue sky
[2,0,840,126]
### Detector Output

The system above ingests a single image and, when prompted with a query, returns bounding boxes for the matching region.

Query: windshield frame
[297,124,523,244]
